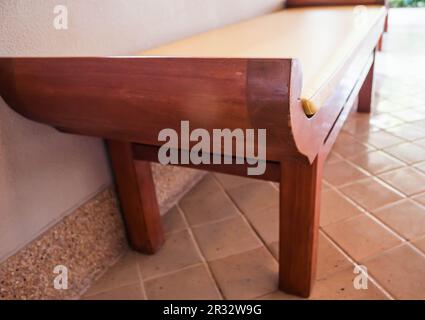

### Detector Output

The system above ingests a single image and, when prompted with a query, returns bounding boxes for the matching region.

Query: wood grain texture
[0,57,301,162]
[246,59,299,158]
[0,4,388,298]
[132,143,281,182]
[107,140,164,254]
[279,155,323,297]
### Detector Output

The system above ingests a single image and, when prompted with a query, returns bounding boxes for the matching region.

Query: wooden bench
[0,0,388,297]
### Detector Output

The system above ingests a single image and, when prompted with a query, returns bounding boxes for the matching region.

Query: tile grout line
[324,178,408,243]
[320,175,410,299]
[135,256,148,300]
[186,212,241,229]
[325,160,425,246]
[180,180,271,263]
[214,164,415,299]
[214,173,395,299]
[78,250,129,299]
[319,230,395,300]
[142,262,205,283]
[211,174,279,263]
[176,203,225,300]
[212,175,283,299]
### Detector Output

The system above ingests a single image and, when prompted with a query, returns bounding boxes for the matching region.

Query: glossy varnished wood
[279,156,323,297]
[0,57,301,162]
[0,2,388,298]
[132,143,281,182]
[107,140,164,253]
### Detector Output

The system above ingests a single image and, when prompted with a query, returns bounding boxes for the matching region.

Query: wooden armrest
[286,0,387,7]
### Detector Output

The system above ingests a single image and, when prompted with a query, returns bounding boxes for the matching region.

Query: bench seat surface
[139,5,386,116]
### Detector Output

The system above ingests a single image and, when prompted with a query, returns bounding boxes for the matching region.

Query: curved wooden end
[246,58,302,160]
[0,59,18,111]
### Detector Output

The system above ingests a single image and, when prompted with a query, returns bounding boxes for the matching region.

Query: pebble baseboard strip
[0,165,204,300]
[0,188,126,300]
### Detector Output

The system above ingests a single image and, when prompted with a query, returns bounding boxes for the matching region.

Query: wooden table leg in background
[107,140,164,254]
[358,54,375,114]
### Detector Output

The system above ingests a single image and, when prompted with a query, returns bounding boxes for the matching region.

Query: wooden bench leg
[378,14,388,51]
[377,35,383,52]
[107,140,164,254]
[384,14,389,33]
[279,156,322,298]
[358,57,375,114]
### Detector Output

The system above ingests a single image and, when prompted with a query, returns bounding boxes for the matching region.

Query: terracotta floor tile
[266,235,349,282]
[340,178,403,211]
[384,142,425,164]
[385,124,425,141]
[342,114,379,136]
[162,206,186,235]
[113,250,146,269]
[324,215,402,261]
[355,130,406,149]
[244,205,279,245]
[268,242,278,260]
[144,265,220,300]
[374,100,404,114]
[415,161,425,174]
[316,233,352,279]
[214,173,254,190]
[373,200,425,241]
[310,267,388,300]
[137,230,202,279]
[84,261,140,296]
[364,245,425,299]
[257,291,299,300]
[323,160,369,187]
[326,151,343,164]
[412,236,425,253]
[394,96,424,108]
[333,130,363,143]
[209,248,278,300]
[192,216,262,261]
[378,167,425,196]
[413,192,425,206]
[349,151,404,175]
[259,266,386,300]
[179,178,239,226]
[183,175,221,200]
[333,136,374,158]
[320,189,363,227]
[322,182,331,191]
[83,283,145,300]
[370,114,404,129]
[227,182,278,216]
[391,109,425,122]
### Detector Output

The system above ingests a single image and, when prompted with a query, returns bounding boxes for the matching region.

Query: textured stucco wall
[0,0,284,263]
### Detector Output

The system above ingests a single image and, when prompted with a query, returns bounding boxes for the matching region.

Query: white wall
[0,0,285,262]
